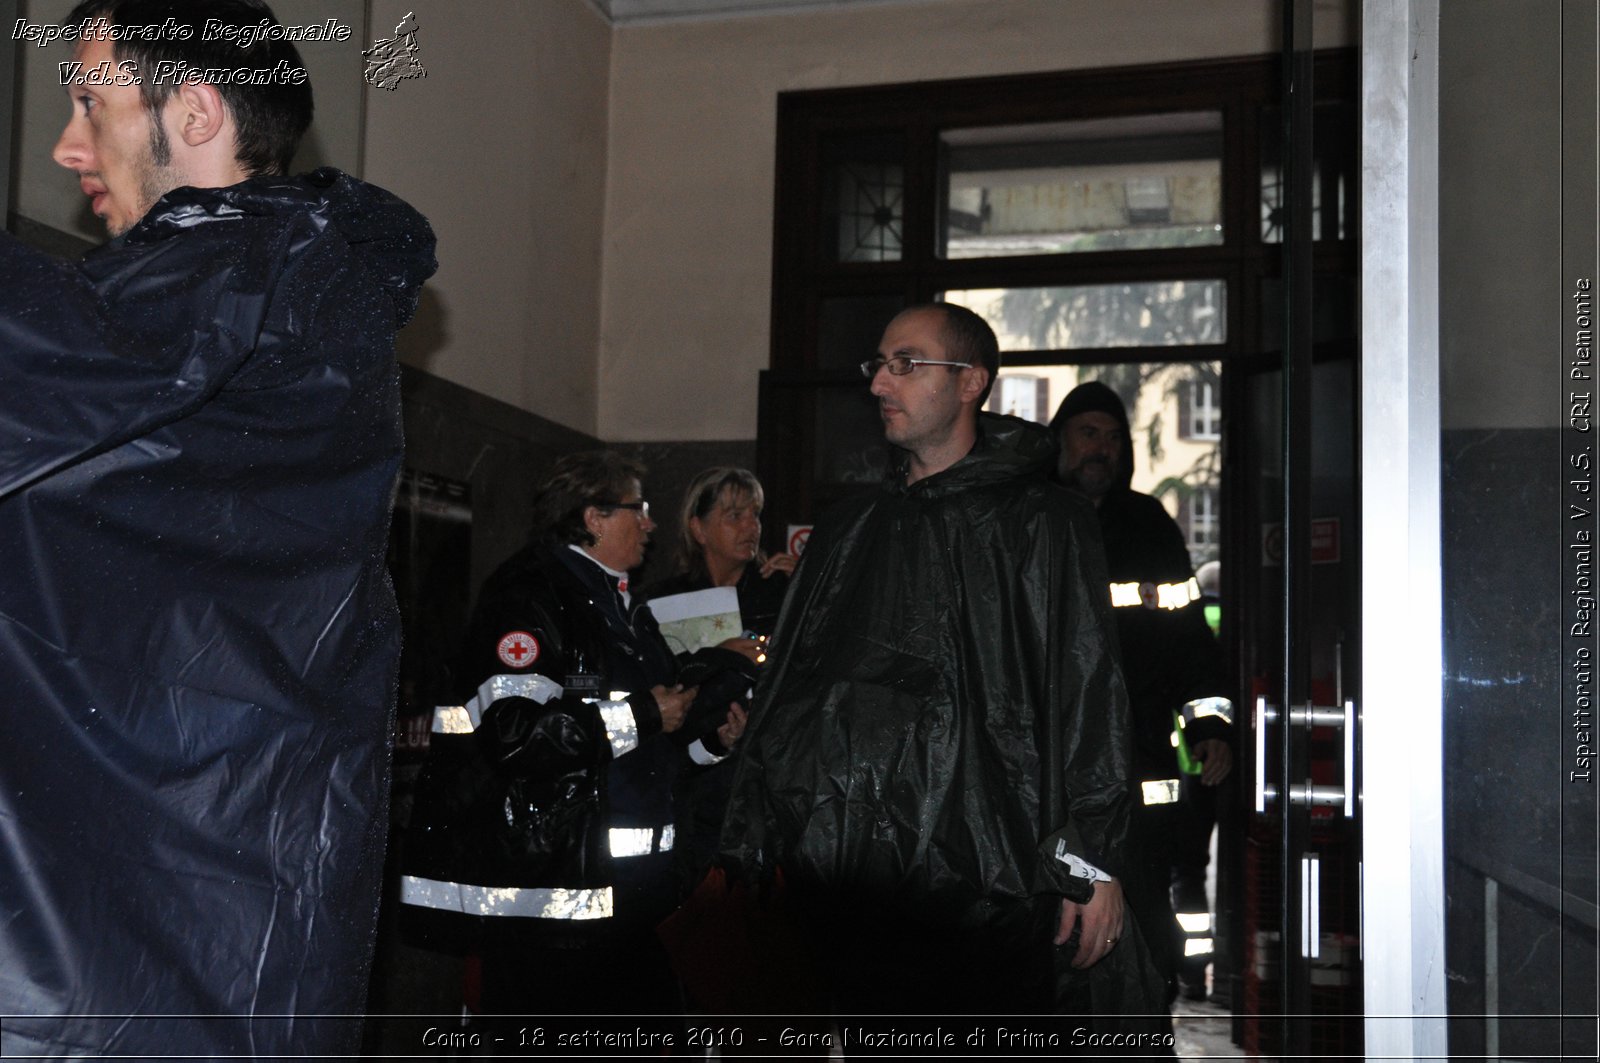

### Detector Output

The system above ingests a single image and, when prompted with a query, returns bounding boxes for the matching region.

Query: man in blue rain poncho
[0,1,435,1056]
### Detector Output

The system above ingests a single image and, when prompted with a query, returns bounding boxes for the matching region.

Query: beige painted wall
[600,0,1355,441]
[364,0,611,436]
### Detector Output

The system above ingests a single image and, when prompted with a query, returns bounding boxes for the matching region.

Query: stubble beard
[1070,458,1115,499]
[114,111,179,237]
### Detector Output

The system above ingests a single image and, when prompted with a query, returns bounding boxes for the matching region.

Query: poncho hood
[125,167,435,328]
[891,411,1060,497]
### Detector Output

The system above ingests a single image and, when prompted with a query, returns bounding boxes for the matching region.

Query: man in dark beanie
[1051,381,1234,1002]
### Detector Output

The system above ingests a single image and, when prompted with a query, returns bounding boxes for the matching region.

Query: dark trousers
[478,854,682,1018]
[1122,802,1184,1001]
[1171,776,1219,984]
[803,898,1057,1015]
[1125,780,1222,999]
[478,935,680,1017]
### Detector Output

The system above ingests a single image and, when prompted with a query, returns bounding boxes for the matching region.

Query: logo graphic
[363,11,425,91]
[496,631,540,669]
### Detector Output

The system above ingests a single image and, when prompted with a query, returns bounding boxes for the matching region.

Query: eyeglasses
[608,501,651,519]
[859,355,972,379]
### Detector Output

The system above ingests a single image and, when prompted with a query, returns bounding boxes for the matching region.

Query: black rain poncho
[720,414,1166,1015]
[0,169,436,1056]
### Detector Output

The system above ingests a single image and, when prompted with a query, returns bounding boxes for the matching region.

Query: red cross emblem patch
[497,631,540,669]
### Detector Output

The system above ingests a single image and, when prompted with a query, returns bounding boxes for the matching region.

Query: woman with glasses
[403,450,751,1018]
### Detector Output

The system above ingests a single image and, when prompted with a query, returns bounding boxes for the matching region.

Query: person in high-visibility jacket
[1051,381,1234,1002]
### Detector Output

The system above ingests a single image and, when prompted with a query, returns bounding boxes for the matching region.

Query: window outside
[940,112,1224,259]
[945,282,1226,350]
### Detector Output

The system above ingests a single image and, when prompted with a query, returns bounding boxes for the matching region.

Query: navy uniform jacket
[403,545,747,945]
[1095,488,1230,782]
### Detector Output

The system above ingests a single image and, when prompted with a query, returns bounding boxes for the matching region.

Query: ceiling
[589,0,922,26]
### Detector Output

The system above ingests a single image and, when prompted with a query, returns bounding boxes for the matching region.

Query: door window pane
[940,112,1223,259]
[1260,274,1357,349]
[822,133,905,263]
[990,374,1044,421]
[817,295,905,371]
[946,281,1226,350]
[1260,103,1356,243]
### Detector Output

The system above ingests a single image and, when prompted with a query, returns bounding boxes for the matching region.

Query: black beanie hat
[1049,380,1135,487]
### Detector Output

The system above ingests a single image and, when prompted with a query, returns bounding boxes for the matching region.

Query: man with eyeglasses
[722,304,1168,1027]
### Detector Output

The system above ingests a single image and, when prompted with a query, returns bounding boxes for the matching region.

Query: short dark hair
[898,302,1002,405]
[66,0,313,176]
[532,451,648,549]
[675,466,766,579]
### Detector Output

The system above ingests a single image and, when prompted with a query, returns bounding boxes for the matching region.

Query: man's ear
[172,80,230,150]
[960,365,991,405]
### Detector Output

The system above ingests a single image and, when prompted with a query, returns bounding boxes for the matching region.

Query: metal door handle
[1255,697,1358,818]
[1255,695,1270,812]
[1341,697,1356,817]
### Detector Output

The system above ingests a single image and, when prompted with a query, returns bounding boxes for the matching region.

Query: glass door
[1231,353,1362,1056]
[759,42,1361,1050]
[1227,5,1365,1055]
